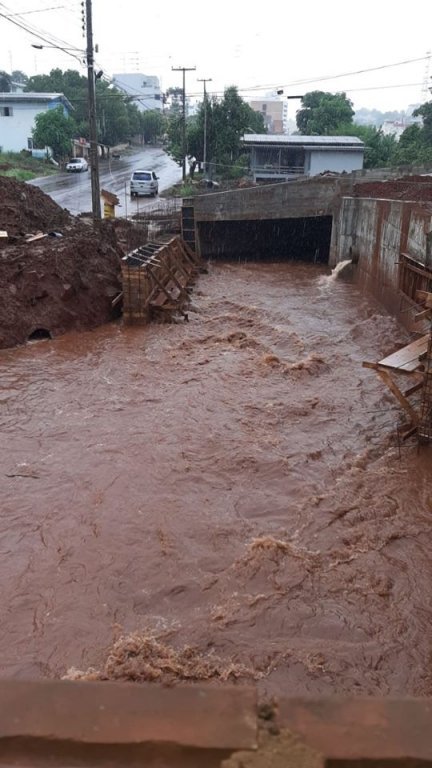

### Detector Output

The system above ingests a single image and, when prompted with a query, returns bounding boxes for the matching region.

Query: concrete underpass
[197,215,332,263]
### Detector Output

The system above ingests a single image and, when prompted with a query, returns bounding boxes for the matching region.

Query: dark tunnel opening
[28,328,52,342]
[197,215,332,263]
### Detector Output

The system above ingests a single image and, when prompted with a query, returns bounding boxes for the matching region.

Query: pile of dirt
[354,174,432,202]
[0,177,148,349]
[0,176,71,239]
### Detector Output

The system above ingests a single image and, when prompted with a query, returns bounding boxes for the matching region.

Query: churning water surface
[1,261,432,695]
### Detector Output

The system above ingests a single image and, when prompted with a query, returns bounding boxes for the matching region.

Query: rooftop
[242,134,364,148]
[0,92,73,110]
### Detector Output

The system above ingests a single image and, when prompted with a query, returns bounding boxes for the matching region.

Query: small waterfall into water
[330,259,353,279]
[317,259,353,290]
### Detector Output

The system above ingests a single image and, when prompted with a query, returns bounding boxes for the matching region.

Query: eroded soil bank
[2,261,431,697]
[0,177,147,348]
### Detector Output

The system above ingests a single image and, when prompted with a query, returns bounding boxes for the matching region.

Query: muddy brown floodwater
[2,261,432,697]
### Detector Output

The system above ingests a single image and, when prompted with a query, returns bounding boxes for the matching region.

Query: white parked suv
[66,157,89,172]
[130,169,159,197]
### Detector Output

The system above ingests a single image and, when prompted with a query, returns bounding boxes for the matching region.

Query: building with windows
[112,73,162,113]
[0,92,73,153]
[249,97,288,134]
[242,134,365,181]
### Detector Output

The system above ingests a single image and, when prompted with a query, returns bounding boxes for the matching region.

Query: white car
[130,170,159,197]
[66,157,89,172]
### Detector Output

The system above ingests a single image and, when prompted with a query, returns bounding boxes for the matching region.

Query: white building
[112,73,162,113]
[0,92,73,153]
[380,119,421,142]
[242,134,364,181]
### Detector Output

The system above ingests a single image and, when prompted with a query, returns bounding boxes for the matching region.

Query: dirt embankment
[0,177,147,349]
[354,174,432,201]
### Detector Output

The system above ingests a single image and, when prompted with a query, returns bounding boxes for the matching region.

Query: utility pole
[172,66,196,181]
[197,77,212,177]
[85,0,101,219]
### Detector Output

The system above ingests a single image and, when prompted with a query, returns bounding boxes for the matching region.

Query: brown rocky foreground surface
[0,177,147,349]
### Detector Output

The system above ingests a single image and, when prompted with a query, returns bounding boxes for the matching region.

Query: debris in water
[283,353,328,376]
[64,630,258,683]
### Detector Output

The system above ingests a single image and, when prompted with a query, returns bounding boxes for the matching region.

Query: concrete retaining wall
[1,680,432,766]
[333,195,432,318]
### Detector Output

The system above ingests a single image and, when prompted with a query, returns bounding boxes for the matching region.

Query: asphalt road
[29,146,182,217]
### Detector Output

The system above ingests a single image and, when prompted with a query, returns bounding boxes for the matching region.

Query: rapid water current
[2,261,432,695]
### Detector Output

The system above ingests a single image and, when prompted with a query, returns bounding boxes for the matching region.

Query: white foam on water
[318,259,353,289]
[331,259,353,279]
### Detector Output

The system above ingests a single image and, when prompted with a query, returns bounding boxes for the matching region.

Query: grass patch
[0,151,58,180]
[3,168,36,182]
[162,181,197,198]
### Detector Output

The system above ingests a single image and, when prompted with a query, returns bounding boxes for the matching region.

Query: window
[133,172,151,181]
[0,107,13,117]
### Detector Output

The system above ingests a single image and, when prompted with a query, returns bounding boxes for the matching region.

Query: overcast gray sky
[1,0,432,113]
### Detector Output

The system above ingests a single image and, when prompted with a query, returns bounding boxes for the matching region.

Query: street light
[31,43,83,54]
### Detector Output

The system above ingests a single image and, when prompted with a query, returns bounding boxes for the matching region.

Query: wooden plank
[111,292,123,307]
[145,264,175,305]
[25,232,48,242]
[377,370,419,424]
[376,334,429,372]
[416,290,432,309]
[404,379,424,397]
[414,308,432,322]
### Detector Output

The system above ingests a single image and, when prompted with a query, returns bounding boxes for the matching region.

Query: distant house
[112,73,162,113]
[242,134,365,181]
[0,92,73,153]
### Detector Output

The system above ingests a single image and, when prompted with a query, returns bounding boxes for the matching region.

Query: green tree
[413,102,432,143]
[140,110,165,143]
[296,91,354,135]
[166,113,184,165]
[32,106,76,158]
[0,71,12,91]
[166,86,265,178]
[335,123,397,168]
[385,102,432,166]
[127,102,142,138]
[95,82,129,145]
[165,86,183,115]
[26,68,137,147]
[26,68,88,133]
[11,70,28,85]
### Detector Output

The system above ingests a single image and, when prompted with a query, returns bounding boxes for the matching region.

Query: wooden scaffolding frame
[363,289,432,441]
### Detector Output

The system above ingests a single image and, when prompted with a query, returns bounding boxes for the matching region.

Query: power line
[184,55,432,99]
[0,1,84,64]
[1,5,65,16]
[241,54,432,95]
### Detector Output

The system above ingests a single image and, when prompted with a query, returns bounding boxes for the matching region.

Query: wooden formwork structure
[363,289,432,442]
[121,236,201,324]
